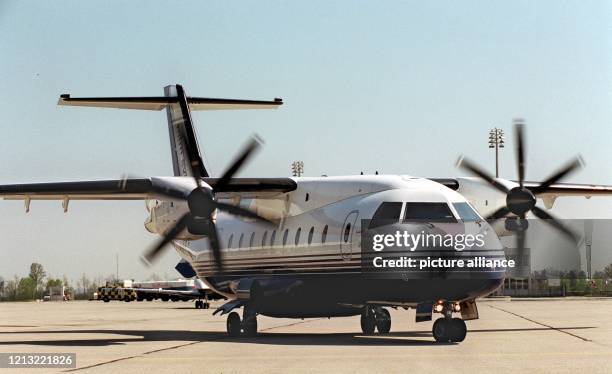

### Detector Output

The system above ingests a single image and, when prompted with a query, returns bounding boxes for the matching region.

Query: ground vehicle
[95,286,137,302]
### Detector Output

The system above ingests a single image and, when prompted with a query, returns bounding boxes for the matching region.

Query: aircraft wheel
[195,300,202,309]
[432,318,453,343]
[360,311,376,335]
[450,318,467,342]
[124,296,131,302]
[227,312,242,337]
[242,317,258,337]
[103,297,110,303]
[204,302,210,309]
[375,308,391,334]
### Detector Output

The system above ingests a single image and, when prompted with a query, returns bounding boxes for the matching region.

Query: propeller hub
[187,188,216,217]
[506,187,536,216]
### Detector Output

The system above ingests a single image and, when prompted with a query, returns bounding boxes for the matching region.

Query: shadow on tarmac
[0,326,595,347]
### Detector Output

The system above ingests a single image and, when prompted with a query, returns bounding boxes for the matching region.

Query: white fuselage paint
[145,175,504,299]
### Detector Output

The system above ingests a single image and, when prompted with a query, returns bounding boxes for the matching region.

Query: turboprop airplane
[1,84,612,343]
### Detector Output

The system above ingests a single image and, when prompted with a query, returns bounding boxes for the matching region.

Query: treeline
[0,262,114,301]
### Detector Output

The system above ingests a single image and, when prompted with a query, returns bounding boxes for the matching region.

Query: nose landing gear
[432,301,467,343]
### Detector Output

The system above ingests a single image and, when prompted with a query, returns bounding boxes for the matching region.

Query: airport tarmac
[1,298,611,374]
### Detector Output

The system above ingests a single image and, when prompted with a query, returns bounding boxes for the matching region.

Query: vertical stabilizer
[164,85,209,178]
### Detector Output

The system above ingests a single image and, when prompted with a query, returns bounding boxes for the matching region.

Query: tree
[29,263,46,299]
[46,278,63,293]
[16,277,36,300]
[604,263,612,279]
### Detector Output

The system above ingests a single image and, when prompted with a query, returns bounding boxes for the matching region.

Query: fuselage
[148,175,505,318]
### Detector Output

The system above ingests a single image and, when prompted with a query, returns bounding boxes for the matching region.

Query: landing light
[453,303,461,312]
[434,301,444,313]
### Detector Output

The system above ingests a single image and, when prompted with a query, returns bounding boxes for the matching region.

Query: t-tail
[58,84,283,177]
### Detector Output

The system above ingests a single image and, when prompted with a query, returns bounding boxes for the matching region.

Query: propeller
[457,120,582,249]
[141,135,272,273]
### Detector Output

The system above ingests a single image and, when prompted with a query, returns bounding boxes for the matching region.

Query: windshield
[452,202,482,222]
[369,202,403,228]
[403,202,456,223]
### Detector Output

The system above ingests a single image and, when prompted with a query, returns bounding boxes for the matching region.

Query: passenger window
[262,231,268,247]
[308,226,314,245]
[282,229,289,246]
[249,232,255,248]
[228,234,233,249]
[403,203,456,223]
[270,230,276,246]
[369,202,403,229]
[238,233,244,248]
[295,228,301,245]
[343,223,351,242]
[321,225,328,244]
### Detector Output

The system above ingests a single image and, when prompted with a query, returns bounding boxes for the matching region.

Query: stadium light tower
[488,127,505,178]
[291,161,304,177]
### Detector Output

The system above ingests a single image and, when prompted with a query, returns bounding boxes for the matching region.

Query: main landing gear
[432,301,466,343]
[360,306,391,335]
[226,305,258,337]
[195,299,210,309]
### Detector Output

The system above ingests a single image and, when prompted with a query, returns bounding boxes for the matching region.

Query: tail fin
[164,85,208,177]
[58,84,283,177]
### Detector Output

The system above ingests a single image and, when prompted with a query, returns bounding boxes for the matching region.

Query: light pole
[291,161,304,177]
[488,127,505,178]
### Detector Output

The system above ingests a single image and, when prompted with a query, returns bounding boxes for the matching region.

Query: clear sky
[1,1,611,282]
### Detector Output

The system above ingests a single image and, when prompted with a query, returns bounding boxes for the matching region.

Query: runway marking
[63,317,324,372]
[487,304,592,342]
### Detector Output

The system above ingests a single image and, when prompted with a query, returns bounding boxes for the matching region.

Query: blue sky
[1,1,611,281]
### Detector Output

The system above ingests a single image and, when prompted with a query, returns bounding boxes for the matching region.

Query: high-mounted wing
[521,181,612,197]
[0,177,297,211]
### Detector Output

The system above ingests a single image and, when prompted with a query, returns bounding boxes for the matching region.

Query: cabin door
[340,210,359,260]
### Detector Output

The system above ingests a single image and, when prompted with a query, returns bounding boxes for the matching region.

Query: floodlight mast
[488,127,505,178]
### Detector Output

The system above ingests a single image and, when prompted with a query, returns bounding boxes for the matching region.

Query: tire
[433,318,451,343]
[204,302,210,309]
[227,312,242,337]
[103,297,110,303]
[450,318,467,342]
[124,296,131,302]
[146,297,153,302]
[242,318,258,337]
[360,312,376,335]
[195,300,202,309]
[375,308,391,334]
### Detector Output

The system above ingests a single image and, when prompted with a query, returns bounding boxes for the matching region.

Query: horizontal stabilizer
[58,94,283,111]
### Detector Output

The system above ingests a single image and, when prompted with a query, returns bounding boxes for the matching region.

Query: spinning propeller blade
[458,120,581,250]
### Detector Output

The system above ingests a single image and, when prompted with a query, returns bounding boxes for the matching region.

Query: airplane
[1,84,611,343]
[128,273,222,309]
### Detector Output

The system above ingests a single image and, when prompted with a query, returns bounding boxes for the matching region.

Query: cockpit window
[453,202,481,222]
[403,202,456,223]
[369,202,402,229]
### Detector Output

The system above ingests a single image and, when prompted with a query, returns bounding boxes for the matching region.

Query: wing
[521,181,612,197]
[0,177,297,211]
[128,288,200,297]
[429,177,612,210]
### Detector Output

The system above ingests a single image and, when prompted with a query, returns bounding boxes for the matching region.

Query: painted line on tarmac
[487,304,591,342]
[63,318,325,372]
